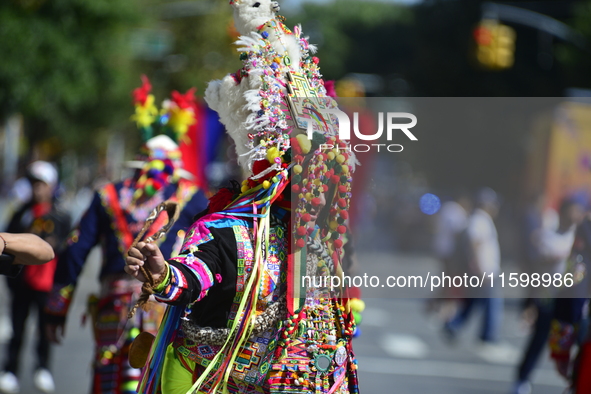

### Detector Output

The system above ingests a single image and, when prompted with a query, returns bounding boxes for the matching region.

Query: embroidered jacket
[144,207,359,393]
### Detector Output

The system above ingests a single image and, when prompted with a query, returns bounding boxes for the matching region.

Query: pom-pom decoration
[131,75,198,146]
[161,88,198,142]
[291,132,356,254]
[131,76,159,137]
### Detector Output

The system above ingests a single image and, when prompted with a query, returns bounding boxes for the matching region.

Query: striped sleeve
[154,252,218,305]
[153,264,189,303]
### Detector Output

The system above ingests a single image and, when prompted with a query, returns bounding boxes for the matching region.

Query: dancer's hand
[125,242,167,283]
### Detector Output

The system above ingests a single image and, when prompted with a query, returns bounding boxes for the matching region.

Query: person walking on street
[511,198,584,394]
[0,161,71,394]
[444,187,503,344]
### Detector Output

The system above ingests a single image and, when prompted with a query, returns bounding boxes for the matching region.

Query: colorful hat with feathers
[130,75,198,200]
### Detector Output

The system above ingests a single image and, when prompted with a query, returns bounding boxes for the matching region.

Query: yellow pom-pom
[336,154,345,164]
[327,152,335,161]
[266,146,281,164]
[329,221,339,231]
[241,185,249,193]
[349,298,366,312]
[296,134,312,154]
[151,160,165,170]
[262,180,271,189]
[341,165,349,174]
[305,193,313,201]
[293,165,303,174]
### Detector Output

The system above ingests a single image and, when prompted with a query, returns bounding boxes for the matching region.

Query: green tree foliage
[555,0,591,90]
[122,1,241,155]
[161,2,242,94]
[0,0,144,149]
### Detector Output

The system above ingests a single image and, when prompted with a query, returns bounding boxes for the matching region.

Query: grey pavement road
[353,252,567,394]
[0,248,100,394]
[0,250,568,393]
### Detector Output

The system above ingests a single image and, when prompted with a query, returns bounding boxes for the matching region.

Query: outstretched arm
[0,232,54,266]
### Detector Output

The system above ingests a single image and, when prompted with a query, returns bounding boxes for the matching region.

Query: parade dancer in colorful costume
[125,2,359,393]
[45,77,209,394]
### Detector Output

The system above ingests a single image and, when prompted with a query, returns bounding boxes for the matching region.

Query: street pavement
[353,252,566,394]
[0,250,568,393]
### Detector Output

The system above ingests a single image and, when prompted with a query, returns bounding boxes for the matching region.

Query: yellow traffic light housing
[473,19,516,70]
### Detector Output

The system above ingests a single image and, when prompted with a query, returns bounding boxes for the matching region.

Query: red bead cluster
[291,135,354,251]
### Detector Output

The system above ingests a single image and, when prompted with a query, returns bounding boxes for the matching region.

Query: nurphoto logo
[305,108,418,152]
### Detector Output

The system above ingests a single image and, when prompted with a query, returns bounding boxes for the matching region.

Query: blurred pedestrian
[546,209,591,393]
[444,187,502,344]
[45,78,210,394]
[433,192,472,276]
[427,191,472,319]
[0,232,54,277]
[518,193,557,328]
[511,198,584,394]
[0,161,71,394]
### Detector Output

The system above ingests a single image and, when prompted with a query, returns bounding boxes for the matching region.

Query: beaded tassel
[315,371,323,393]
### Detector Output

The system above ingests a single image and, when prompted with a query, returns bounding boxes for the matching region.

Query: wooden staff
[127,201,180,319]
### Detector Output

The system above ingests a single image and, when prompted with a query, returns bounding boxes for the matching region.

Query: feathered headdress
[129,75,198,200]
[131,75,197,145]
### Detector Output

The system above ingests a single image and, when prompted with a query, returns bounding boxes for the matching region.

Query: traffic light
[473,19,516,70]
